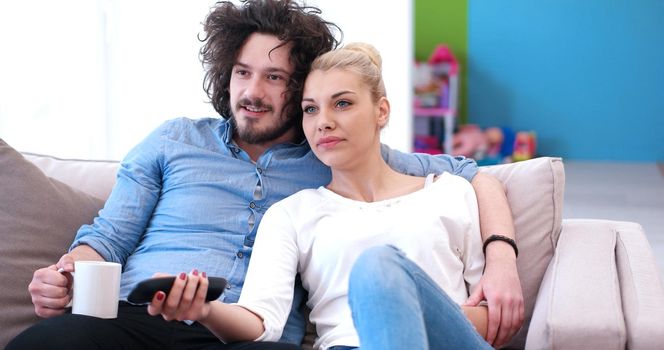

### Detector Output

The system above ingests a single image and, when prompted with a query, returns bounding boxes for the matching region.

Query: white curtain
[0,0,412,160]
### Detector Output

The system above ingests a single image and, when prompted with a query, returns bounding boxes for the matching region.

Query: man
[8,1,522,349]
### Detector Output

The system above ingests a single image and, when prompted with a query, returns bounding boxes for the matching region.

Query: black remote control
[127,276,227,304]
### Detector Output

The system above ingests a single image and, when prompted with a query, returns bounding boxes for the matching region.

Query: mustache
[237,97,272,111]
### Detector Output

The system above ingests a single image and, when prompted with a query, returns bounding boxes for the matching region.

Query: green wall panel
[414,0,468,122]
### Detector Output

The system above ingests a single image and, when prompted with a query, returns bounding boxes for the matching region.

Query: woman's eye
[336,100,351,108]
[303,105,317,114]
[235,69,249,76]
[267,74,282,81]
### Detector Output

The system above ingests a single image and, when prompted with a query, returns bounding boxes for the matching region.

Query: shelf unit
[413,45,459,155]
[413,106,456,155]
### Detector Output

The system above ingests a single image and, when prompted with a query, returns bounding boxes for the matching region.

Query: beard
[231,97,296,145]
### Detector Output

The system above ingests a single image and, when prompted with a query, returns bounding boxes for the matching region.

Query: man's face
[229,33,295,145]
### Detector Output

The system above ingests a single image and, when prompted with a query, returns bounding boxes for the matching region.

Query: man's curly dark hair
[199,0,341,125]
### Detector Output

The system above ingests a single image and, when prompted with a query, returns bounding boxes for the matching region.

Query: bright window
[0,0,412,159]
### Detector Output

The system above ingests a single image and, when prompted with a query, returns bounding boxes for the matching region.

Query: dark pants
[6,302,298,350]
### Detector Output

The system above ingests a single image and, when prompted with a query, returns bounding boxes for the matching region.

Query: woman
[148,43,491,350]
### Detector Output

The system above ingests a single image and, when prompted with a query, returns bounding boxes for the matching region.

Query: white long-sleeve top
[236,172,485,350]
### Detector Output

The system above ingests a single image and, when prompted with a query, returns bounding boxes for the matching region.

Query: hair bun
[344,42,382,71]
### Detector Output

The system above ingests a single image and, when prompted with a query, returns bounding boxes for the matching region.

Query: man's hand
[469,172,524,347]
[28,254,76,318]
[28,245,105,318]
[465,244,524,348]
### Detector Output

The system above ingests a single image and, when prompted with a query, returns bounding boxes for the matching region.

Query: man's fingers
[508,300,525,341]
[494,308,513,347]
[34,305,67,318]
[31,294,70,310]
[29,266,73,316]
[33,267,69,288]
[464,285,484,306]
[56,254,75,272]
[517,300,525,328]
[495,298,524,347]
[507,314,520,344]
[485,301,501,345]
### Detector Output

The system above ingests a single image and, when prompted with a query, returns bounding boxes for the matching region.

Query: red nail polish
[202,272,207,278]
[179,272,186,280]
[156,292,165,301]
[192,269,199,276]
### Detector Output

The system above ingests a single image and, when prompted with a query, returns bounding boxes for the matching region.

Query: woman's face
[301,68,389,169]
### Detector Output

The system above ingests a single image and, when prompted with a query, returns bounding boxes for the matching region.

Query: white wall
[0,0,412,160]
[309,0,413,153]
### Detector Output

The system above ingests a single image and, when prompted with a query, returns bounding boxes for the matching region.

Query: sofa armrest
[526,219,627,350]
[613,220,664,349]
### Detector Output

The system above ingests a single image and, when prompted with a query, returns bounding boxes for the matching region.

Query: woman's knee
[350,245,401,281]
[348,245,410,300]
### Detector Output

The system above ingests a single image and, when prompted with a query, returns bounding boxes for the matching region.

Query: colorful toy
[452,124,534,164]
[451,124,487,159]
[512,131,537,162]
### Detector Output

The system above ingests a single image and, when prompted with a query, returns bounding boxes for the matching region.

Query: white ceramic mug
[70,261,121,319]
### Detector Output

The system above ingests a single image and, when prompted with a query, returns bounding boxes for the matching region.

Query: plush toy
[512,131,537,162]
[452,124,487,159]
[452,124,520,165]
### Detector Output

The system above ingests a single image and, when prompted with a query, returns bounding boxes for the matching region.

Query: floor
[562,161,664,282]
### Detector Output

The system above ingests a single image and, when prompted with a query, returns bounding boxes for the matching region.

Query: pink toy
[452,124,487,158]
[428,44,459,75]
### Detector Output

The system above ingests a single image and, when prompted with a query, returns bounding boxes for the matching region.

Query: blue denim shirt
[71,117,477,341]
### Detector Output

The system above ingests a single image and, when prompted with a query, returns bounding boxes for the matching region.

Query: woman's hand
[147,270,212,322]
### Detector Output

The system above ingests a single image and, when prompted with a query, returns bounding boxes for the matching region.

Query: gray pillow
[0,139,104,348]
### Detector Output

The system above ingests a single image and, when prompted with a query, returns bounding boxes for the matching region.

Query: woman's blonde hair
[310,42,386,103]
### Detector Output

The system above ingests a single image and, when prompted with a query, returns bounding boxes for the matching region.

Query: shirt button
[257,167,263,174]
[249,202,256,209]
[237,251,244,258]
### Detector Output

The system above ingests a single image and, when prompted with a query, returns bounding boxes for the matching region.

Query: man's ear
[376,97,390,127]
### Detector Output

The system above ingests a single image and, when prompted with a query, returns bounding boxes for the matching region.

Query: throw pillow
[0,139,105,348]
[480,157,565,348]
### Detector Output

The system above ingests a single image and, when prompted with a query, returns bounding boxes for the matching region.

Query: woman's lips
[317,136,343,149]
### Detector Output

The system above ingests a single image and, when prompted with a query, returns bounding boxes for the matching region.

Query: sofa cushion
[21,152,119,200]
[479,157,565,348]
[0,139,105,348]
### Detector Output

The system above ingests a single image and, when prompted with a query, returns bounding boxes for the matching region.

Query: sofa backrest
[22,152,120,200]
[1,141,110,348]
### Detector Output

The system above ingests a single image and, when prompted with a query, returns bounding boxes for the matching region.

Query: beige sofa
[1,138,663,349]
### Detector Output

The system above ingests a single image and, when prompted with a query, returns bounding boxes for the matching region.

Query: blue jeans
[347,245,491,350]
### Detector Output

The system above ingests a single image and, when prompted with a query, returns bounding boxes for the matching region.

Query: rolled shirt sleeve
[380,144,478,182]
[70,123,165,265]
